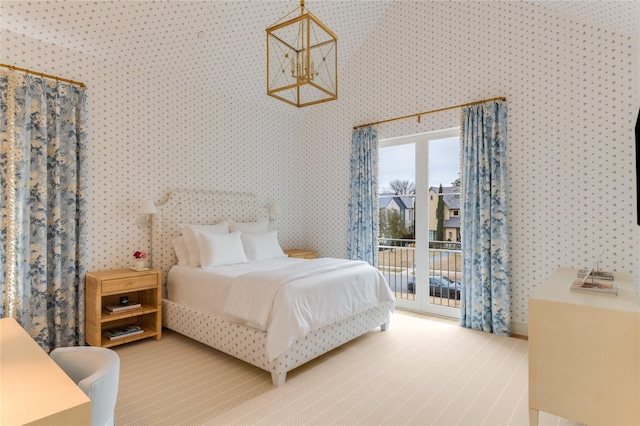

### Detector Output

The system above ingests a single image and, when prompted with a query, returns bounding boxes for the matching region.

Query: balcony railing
[377,238,462,308]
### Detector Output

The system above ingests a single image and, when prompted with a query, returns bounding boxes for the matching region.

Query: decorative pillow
[197,231,247,268]
[241,231,287,261]
[228,218,268,233]
[180,222,229,267]
[171,236,188,265]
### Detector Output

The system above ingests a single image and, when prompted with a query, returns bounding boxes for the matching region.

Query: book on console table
[103,325,143,340]
[576,269,614,280]
[570,279,618,296]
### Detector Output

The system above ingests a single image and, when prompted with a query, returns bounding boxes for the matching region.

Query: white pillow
[197,231,247,268]
[241,231,287,261]
[228,218,268,233]
[171,236,188,265]
[180,222,229,267]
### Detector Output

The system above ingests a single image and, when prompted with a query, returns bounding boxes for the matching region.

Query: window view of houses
[377,136,462,312]
[378,181,461,246]
[377,179,462,309]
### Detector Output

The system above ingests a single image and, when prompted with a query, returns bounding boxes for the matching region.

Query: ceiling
[2,1,637,109]
[531,0,637,34]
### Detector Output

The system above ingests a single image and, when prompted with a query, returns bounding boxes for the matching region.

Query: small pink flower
[133,251,147,259]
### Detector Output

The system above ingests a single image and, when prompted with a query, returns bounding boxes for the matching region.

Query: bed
[152,190,395,386]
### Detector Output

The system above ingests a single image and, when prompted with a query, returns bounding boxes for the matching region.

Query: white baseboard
[511,321,528,337]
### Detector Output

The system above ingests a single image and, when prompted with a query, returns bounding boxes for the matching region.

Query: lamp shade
[139,199,157,215]
[267,203,281,216]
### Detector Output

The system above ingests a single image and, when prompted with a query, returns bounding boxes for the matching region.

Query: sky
[378,136,460,193]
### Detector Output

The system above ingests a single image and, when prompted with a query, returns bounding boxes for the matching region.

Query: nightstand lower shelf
[100,325,159,348]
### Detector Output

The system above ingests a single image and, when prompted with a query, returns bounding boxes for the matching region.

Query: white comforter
[168,258,395,361]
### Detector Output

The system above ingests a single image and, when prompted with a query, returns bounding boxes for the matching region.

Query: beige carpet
[113,312,580,426]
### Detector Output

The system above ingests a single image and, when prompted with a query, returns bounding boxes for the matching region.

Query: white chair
[50,346,120,426]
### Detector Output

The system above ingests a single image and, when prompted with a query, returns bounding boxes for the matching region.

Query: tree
[386,179,415,195]
[451,176,461,187]
[378,208,407,246]
[387,210,408,245]
[436,184,445,241]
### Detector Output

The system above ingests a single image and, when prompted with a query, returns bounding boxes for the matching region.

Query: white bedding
[167,258,395,361]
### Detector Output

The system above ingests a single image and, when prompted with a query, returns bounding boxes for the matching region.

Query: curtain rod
[0,63,86,88]
[353,96,506,130]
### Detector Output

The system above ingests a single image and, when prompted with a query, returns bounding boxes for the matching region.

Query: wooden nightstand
[85,268,162,348]
[284,249,318,259]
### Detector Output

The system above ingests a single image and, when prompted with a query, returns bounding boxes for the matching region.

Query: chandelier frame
[266,1,338,108]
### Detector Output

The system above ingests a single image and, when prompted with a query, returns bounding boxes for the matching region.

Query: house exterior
[379,186,460,242]
[428,186,461,242]
[379,193,414,233]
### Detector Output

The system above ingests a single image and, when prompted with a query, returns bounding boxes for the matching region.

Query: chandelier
[266,0,337,108]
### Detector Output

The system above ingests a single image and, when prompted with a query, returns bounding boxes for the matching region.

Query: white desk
[0,317,91,425]
[528,268,640,425]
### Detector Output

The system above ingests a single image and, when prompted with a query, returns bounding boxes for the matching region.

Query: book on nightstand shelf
[103,325,143,340]
[104,303,142,313]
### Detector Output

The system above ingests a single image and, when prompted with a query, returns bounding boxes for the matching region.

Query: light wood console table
[0,317,91,425]
[528,267,639,425]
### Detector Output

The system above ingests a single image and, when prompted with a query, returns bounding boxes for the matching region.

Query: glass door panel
[378,140,416,305]
[378,128,460,318]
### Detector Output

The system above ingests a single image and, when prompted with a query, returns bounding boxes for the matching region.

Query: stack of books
[571,250,617,295]
[103,325,144,340]
[576,269,614,280]
[570,279,617,296]
[104,303,142,314]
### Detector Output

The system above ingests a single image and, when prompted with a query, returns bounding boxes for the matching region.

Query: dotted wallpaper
[1,0,394,271]
[299,0,639,329]
[1,0,639,330]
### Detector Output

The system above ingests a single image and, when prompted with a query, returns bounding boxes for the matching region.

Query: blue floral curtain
[460,100,510,335]
[347,126,378,265]
[0,69,88,351]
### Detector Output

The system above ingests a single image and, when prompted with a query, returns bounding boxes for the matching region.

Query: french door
[378,128,461,318]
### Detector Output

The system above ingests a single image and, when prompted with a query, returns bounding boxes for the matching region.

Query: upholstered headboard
[150,189,265,294]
